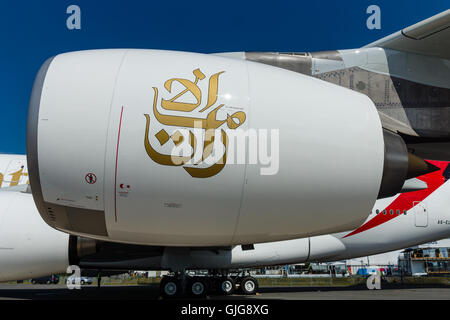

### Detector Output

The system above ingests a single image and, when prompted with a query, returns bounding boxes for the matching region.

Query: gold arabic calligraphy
[144,69,246,178]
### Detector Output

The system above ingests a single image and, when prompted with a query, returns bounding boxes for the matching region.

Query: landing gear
[188,277,208,297]
[158,271,259,298]
[160,276,181,298]
[239,276,258,295]
[218,276,235,295]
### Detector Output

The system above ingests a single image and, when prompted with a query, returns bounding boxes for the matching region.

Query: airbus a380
[0,159,449,297]
[0,10,449,296]
[26,11,450,247]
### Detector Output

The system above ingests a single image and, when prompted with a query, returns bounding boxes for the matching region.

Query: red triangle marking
[344,160,448,238]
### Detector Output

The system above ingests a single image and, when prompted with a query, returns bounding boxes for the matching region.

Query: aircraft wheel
[218,277,235,295]
[160,277,180,298]
[189,278,208,298]
[240,276,258,295]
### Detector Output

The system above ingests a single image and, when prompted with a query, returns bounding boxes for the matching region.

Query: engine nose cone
[407,153,440,179]
[377,129,440,199]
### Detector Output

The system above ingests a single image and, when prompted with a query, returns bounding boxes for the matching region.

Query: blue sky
[0,0,448,154]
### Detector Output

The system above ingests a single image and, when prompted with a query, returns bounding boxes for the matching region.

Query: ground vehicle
[66,276,94,285]
[31,275,59,284]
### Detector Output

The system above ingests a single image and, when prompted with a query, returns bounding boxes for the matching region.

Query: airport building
[398,240,450,276]
[339,239,450,277]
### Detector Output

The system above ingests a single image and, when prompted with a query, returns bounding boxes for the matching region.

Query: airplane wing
[217,11,450,160]
[377,111,418,137]
[364,10,450,160]
[364,9,450,60]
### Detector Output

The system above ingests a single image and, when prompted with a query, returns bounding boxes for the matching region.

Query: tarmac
[0,283,448,300]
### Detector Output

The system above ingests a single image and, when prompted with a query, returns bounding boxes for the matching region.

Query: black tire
[31,280,36,285]
[189,278,208,298]
[239,276,258,295]
[80,280,85,285]
[160,277,180,298]
[218,277,235,295]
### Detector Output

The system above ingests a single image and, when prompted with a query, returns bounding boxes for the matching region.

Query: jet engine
[0,191,69,281]
[27,49,433,246]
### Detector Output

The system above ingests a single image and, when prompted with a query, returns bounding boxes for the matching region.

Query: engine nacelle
[28,49,401,246]
[0,192,69,282]
[71,235,345,271]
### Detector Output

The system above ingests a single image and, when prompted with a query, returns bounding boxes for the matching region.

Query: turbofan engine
[27,49,433,246]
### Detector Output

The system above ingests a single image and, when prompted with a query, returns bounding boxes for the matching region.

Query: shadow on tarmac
[0,283,448,300]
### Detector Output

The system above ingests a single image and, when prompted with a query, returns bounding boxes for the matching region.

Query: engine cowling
[28,49,411,246]
[0,192,69,282]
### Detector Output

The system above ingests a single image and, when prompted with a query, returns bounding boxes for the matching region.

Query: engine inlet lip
[26,56,55,228]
